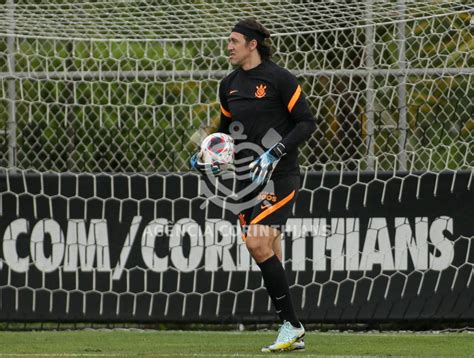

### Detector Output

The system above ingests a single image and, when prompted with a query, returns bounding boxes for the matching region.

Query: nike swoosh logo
[229,90,239,95]
[261,204,272,210]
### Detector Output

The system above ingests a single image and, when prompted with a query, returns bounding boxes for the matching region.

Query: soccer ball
[200,132,234,166]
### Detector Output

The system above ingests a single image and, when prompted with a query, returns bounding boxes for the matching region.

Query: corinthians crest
[199,122,282,214]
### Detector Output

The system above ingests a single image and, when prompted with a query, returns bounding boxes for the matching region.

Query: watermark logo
[199,121,281,214]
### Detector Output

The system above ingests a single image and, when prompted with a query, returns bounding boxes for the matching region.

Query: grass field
[0,330,472,357]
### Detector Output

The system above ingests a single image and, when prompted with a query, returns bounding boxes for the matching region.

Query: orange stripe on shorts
[250,190,296,225]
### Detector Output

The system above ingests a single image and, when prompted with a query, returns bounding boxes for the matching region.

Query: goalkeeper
[191,18,316,353]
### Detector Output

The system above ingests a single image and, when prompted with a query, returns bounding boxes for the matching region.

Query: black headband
[232,24,267,42]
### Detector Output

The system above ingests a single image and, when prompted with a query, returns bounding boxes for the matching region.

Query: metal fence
[0,1,472,173]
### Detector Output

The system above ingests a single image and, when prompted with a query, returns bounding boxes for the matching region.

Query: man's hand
[249,143,286,186]
[190,152,222,176]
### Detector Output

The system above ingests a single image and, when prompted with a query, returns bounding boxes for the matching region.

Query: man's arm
[190,80,231,175]
[249,70,316,185]
[278,71,316,151]
[217,80,232,134]
[189,80,231,148]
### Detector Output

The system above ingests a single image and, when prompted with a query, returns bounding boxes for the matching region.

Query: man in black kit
[191,18,316,353]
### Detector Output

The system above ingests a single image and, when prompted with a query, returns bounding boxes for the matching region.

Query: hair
[235,18,273,60]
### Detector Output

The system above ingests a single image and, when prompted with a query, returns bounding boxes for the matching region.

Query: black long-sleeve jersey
[217,60,316,179]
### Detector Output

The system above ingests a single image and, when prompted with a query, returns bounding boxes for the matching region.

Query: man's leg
[246,225,299,327]
[269,234,284,319]
[246,224,303,351]
[246,225,285,322]
[245,224,276,263]
[245,176,304,351]
[270,233,305,351]
[272,234,282,261]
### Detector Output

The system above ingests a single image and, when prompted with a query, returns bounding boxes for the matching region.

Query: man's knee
[245,235,262,253]
[245,224,278,263]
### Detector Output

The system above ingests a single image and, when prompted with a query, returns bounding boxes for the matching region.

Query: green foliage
[0,9,471,172]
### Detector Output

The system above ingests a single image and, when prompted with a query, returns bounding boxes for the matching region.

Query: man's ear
[249,39,258,51]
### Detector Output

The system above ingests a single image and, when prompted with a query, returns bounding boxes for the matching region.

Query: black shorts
[236,175,300,239]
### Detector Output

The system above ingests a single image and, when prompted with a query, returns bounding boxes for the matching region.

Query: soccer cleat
[291,338,305,351]
[261,337,305,353]
[261,321,305,353]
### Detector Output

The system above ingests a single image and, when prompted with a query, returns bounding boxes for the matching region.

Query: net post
[365,0,375,170]
[398,0,408,171]
[7,0,17,172]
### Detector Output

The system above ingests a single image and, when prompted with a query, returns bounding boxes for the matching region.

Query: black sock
[269,292,284,321]
[257,255,299,327]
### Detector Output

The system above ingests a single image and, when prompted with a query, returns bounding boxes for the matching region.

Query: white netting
[0,167,472,322]
[0,0,472,172]
[0,1,473,324]
[0,1,469,41]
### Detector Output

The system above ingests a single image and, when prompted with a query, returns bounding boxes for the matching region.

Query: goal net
[0,0,472,323]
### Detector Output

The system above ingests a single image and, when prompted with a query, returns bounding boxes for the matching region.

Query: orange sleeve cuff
[220,105,231,118]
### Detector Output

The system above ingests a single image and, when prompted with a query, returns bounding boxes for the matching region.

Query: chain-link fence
[0,1,472,173]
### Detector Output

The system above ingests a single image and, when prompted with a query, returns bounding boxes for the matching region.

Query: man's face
[227,32,255,66]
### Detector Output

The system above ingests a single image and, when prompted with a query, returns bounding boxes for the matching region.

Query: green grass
[0,330,472,357]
